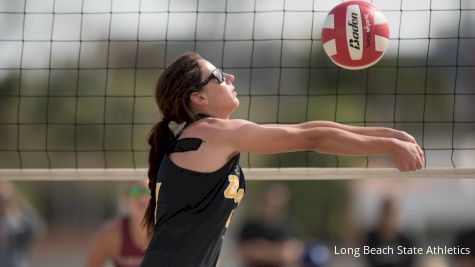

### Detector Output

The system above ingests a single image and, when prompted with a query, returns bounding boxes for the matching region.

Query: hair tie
[161,117,170,127]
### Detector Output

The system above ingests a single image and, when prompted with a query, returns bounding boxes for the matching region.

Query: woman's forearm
[309,127,395,156]
[265,121,396,138]
[299,121,395,138]
[305,126,423,171]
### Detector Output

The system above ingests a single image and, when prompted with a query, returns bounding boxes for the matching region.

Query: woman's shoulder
[182,118,251,137]
[96,218,123,243]
[195,118,253,132]
[89,218,122,257]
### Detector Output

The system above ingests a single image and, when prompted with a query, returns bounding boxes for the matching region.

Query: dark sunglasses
[197,68,224,89]
[127,186,150,198]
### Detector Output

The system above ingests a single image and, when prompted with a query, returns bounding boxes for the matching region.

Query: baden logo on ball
[321,1,390,70]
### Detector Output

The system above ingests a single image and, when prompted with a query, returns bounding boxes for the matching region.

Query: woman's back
[140,123,245,267]
[168,118,239,174]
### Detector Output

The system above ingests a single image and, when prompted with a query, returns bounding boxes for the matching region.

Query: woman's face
[123,180,149,220]
[196,59,239,118]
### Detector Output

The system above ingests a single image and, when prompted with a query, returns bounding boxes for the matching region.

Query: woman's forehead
[127,179,148,188]
[198,59,216,78]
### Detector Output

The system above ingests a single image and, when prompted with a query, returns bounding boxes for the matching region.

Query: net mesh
[0,0,474,172]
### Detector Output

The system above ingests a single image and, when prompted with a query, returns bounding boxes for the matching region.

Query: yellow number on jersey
[224,175,244,204]
[224,175,244,228]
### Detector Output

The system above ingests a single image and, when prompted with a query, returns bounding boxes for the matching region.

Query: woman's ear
[190,92,208,105]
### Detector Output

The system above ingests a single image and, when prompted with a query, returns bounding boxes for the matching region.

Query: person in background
[86,180,149,267]
[364,195,416,267]
[0,181,44,267]
[237,183,304,267]
[453,228,475,267]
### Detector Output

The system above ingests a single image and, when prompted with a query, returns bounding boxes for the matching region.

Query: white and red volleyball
[321,1,390,70]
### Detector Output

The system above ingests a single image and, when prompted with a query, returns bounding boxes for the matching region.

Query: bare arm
[85,222,119,267]
[221,120,395,155]
[265,121,416,143]
[210,119,423,171]
[264,120,424,165]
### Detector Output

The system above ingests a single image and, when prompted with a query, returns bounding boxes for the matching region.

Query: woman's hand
[391,130,425,165]
[389,139,425,172]
[391,130,416,143]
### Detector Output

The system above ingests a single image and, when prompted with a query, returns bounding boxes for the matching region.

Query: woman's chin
[233,100,240,109]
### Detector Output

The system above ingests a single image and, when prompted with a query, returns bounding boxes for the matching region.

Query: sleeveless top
[114,217,145,267]
[140,118,246,267]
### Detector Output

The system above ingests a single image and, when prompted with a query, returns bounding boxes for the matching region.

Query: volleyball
[321,1,390,70]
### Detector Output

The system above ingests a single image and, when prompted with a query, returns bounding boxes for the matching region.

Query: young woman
[140,52,424,267]
[86,180,149,267]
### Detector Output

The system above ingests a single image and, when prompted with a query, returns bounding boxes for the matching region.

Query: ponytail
[143,52,202,237]
[143,117,173,238]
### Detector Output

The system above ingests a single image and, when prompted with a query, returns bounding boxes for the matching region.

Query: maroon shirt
[114,217,145,267]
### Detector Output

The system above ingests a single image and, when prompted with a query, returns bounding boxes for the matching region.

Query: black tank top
[140,119,246,267]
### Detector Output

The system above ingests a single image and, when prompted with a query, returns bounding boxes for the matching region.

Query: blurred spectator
[453,228,475,267]
[364,195,416,267]
[0,181,44,267]
[86,180,149,267]
[236,183,304,267]
[417,256,448,267]
[301,242,331,267]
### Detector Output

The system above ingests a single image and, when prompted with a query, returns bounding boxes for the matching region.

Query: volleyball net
[0,0,474,180]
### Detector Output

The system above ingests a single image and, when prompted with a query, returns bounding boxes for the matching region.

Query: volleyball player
[140,52,424,267]
[86,180,149,267]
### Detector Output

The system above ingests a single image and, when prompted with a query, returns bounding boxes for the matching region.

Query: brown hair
[143,52,203,237]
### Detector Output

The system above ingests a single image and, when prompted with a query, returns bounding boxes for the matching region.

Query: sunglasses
[127,186,150,198]
[197,68,224,89]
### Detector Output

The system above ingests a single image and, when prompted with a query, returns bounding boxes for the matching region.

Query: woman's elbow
[306,128,344,153]
[302,128,328,152]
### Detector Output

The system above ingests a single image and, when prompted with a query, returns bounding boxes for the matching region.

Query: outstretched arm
[208,119,423,171]
[264,120,424,164]
[265,121,416,143]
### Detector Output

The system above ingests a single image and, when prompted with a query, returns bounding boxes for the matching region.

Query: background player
[86,180,149,267]
[237,183,304,267]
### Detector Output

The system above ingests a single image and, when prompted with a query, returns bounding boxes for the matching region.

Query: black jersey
[140,129,245,267]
